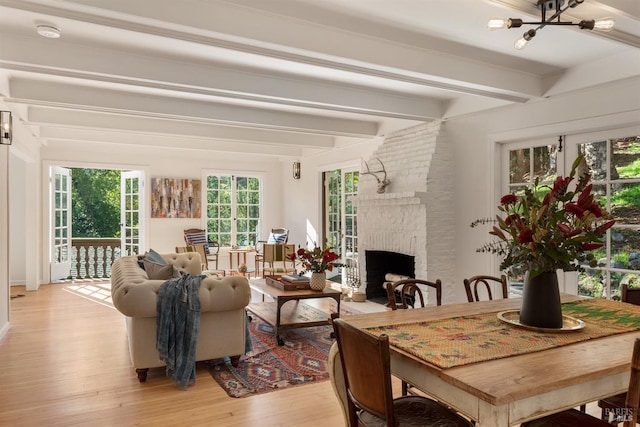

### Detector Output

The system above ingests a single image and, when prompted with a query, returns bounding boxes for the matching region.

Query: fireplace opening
[365,250,415,304]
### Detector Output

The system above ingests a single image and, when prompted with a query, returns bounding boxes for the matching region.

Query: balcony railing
[70,238,122,280]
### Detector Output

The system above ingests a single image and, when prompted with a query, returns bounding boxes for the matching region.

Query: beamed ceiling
[0,0,639,159]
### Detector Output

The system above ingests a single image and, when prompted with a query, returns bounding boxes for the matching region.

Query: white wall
[283,138,383,249]
[449,76,640,290]
[0,144,9,339]
[8,153,25,284]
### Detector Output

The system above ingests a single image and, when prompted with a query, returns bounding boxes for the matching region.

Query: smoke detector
[36,25,61,39]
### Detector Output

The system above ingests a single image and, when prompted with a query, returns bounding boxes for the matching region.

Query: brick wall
[358,120,460,304]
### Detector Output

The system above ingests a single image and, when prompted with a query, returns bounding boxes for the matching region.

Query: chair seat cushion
[522,408,610,427]
[359,396,472,427]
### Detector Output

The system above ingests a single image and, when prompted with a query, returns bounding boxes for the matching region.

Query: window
[503,131,640,299]
[503,143,561,289]
[205,175,261,247]
[576,135,640,299]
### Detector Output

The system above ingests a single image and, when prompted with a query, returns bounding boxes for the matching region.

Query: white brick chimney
[357,120,459,304]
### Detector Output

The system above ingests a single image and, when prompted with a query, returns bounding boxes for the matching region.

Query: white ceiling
[1,0,638,158]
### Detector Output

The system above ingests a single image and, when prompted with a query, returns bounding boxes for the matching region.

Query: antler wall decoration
[363,158,390,193]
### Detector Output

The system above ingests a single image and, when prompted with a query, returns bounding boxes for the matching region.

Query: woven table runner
[364,299,640,369]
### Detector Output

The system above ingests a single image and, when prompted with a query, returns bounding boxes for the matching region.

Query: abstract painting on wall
[151,178,201,218]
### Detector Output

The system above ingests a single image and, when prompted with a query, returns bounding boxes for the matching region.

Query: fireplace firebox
[365,250,415,303]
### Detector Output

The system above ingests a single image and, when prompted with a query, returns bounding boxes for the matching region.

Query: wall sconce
[293,161,301,179]
[0,111,12,145]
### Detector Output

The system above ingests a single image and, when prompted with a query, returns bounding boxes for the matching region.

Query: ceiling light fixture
[36,25,61,39]
[488,0,614,50]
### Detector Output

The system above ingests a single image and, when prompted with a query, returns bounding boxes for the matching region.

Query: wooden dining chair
[386,278,442,310]
[597,284,640,422]
[463,275,508,302]
[385,278,441,396]
[522,337,640,427]
[622,284,640,306]
[332,318,473,427]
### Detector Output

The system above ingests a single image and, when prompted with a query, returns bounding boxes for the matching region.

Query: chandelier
[488,0,615,50]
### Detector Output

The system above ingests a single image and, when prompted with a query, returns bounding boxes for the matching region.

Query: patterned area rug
[207,312,333,398]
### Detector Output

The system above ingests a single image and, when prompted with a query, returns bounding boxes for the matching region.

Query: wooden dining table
[340,294,640,426]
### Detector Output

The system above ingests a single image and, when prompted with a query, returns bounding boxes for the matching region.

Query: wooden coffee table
[248,278,341,345]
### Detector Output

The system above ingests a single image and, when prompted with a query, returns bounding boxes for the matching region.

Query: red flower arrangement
[287,245,345,273]
[472,155,615,278]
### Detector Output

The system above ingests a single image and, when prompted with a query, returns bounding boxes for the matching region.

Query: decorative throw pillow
[145,248,168,265]
[267,233,287,244]
[142,258,174,280]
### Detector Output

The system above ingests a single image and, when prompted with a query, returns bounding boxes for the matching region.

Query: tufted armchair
[111,252,251,382]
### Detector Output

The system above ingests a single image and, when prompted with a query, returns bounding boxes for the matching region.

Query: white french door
[323,168,359,283]
[121,171,144,256]
[50,166,72,281]
[324,170,341,252]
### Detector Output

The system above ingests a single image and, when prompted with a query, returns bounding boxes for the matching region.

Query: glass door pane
[50,166,72,281]
[121,170,144,256]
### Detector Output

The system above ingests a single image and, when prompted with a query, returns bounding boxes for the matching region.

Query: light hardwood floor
[2,282,605,426]
[1,282,346,427]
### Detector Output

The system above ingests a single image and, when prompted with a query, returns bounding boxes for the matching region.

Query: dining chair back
[386,278,441,309]
[266,228,289,244]
[463,275,508,302]
[261,243,296,276]
[523,337,640,427]
[332,318,473,427]
[183,228,220,270]
[255,227,289,273]
[623,284,640,306]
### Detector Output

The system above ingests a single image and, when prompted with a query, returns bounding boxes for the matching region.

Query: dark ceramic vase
[519,270,563,329]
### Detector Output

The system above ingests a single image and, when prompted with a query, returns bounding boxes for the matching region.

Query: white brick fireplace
[357,120,460,304]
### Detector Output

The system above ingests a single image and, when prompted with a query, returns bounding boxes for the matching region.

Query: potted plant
[288,245,345,291]
[472,155,615,328]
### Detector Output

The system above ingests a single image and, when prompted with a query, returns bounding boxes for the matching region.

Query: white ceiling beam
[38,127,313,156]
[543,50,640,97]
[9,78,378,137]
[26,107,335,148]
[0,33,444,120]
